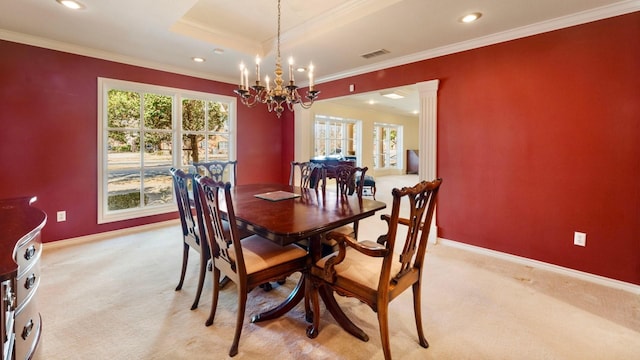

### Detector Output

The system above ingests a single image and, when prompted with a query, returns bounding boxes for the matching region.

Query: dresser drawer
[14,233,41,277]
[14,298,40,360]
[15,263,40,312]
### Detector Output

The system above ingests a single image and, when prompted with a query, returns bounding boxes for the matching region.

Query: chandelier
[233,0,319,118]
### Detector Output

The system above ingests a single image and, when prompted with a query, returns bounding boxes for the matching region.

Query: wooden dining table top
[228,183,387,246]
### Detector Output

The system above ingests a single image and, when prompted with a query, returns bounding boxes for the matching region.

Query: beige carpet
[35,176,640,359]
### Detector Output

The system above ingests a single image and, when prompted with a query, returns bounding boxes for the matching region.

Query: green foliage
[108,90,140,128]
[182,99,204,131]
[144,94,172,129]
[108,192,149,210]
[208,101,228,132]
[108,90,139,147]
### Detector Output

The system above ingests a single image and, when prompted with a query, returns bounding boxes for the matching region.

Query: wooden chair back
[289,161,326,194]
[331,164,368,199]
[193,160,238,185]
[382,178,442,286]
[169,167,210,310]
[193,176,244,279]
[170,168,197,242]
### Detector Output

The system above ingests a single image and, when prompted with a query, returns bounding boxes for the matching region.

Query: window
[314,115,359,158]
[373,123,402,169]
[180,98,231,164]
[98,78,236,223]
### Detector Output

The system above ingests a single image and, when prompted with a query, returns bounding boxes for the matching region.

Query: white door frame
[294,79,440,242]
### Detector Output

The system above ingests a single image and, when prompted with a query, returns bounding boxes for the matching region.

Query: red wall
[317,13,640,285]
[0,41,292,243]
[1,13,637,285]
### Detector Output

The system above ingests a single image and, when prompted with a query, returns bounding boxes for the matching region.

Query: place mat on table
[254,191,301,201]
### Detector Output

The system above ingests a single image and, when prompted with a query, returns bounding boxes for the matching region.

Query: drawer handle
[25,274,37,290]
[24,245,36,261]
[22,319,34,340]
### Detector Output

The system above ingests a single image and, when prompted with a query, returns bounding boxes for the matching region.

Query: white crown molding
[438,238,640,295]
[0,28,238,85]
[319,0,640,83]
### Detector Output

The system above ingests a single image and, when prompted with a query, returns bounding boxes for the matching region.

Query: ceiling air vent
[360,49,390,59]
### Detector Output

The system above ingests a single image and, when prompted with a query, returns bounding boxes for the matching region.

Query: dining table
[228,183,386,340]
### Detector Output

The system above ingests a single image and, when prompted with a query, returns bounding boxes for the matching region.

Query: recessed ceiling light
[213,48,224,55]
[461,12,482,23]
[368,100,376,105]
[296,67,306,73]
[192,57,205,63]
[56,0,84,10]
[382,93,404,100]
[381,90,407,99]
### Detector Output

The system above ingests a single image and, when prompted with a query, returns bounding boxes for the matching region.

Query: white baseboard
[43,219,180,250]
[437,238,640,295]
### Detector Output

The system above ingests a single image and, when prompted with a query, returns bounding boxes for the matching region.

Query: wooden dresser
[0,197,45,360]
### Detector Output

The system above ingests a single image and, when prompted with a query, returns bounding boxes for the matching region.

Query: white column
[416,79,439,243]
[417,80,439,182]
[293,105,313,162]
[293,106,314,185]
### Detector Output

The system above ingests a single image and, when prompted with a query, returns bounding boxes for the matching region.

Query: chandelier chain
[233,0,319,118]
[277,0,281,61]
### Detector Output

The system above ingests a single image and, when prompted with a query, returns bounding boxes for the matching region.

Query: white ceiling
[1,0,637,116]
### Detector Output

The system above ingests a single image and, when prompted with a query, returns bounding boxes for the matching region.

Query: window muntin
[98,78,236,223]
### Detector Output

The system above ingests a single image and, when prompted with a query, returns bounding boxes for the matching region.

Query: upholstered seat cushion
[315,241,401,291]
[328,225,355,240]
[230,235,307,275]
[357,175,376,186]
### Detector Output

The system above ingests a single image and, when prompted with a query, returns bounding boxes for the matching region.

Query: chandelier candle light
[234,0,319,118]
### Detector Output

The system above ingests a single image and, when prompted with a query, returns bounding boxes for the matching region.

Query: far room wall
[309,101,419,176]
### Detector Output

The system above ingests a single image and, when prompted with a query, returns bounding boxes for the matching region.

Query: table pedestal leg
[250,276,305,323]
[319,285,369,341]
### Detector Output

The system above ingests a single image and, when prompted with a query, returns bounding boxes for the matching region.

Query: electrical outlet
[574,231,586,247]
[57,211,66,222]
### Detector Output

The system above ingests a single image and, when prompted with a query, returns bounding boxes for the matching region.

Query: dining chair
[327,164,369,241]
[196,159,278,291]
[193,160,238,185]
[289,162,330,253]
[289,161,326,193]
[170,167,210,310]
[307,178,443,360]
[193,175,309,357]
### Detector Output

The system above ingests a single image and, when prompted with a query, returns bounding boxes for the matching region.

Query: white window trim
[313,115,360,160]
[97,77,237,224]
